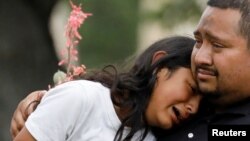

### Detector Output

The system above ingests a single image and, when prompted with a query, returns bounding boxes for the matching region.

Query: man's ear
[151,51,167,64]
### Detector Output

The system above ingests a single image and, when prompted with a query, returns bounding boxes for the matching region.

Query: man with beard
[157,0,250,140]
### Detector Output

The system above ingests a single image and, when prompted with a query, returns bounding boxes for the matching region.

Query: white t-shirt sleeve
[25,80,91,141]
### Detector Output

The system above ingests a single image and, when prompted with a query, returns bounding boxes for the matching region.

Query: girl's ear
[151,51,167,64]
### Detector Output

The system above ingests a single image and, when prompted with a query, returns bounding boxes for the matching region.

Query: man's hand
[10,90,46,139]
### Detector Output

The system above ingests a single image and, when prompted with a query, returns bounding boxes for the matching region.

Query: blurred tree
[0,0,58,140]
[162,0,201,27]
[77,0,139,68]
[137,0,202,51]
[142,0,201,28]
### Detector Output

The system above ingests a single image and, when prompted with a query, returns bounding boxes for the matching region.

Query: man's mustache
[195,65,218,76]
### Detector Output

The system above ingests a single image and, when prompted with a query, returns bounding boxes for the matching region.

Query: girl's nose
[185,96,201,114]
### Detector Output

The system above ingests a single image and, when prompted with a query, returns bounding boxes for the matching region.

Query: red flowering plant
[52,0,92,86]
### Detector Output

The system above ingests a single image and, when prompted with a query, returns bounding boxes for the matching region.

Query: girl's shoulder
[54,79,105,89]
[44,80,110,103]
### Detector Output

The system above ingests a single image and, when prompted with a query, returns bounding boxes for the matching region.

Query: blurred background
[0,0,205,140]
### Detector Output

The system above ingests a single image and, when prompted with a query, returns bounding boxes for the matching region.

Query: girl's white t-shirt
[25,80,156,141]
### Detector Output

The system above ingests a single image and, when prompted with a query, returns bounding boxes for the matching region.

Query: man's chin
[198,86,223,104]
[198,84,218,96]
[202,91,220,98]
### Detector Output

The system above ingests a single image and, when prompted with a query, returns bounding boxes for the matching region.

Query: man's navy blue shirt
[156,100,250,141]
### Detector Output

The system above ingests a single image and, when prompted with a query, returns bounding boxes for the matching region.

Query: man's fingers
[10,90,46,139]
[25,100,40,116]
[20,90,46,119]
[10,120,18,139]
[10,109,25,139]
[10,118,18,139]
[15,111,25,130]
[37,91,46,100]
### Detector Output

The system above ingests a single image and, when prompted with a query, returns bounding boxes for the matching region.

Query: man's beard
[202,91,221,101]
[198,85,223,104]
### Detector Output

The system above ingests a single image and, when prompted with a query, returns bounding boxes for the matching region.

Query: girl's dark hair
[83,36,195,141]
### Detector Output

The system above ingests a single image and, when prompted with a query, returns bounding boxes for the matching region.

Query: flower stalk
[53,0,92,85]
